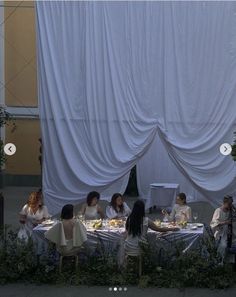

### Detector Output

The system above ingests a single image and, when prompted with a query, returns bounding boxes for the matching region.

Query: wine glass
[78,211,85,223]
[193,212,198,223]
[162,209,168,223]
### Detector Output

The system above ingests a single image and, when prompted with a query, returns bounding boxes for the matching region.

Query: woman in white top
[163,193,192,223]
[106,193,131,219]
[210,196,235,259]
[125,200,179,256]
[19,190,50,234]
[80,191,104,220]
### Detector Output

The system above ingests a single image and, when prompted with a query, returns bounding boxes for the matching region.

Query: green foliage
[0,106,16,168]
[231,144,236,161]
[231,132,236,161]
[0,225,236,288]
[0,140,6,168]
[0,226,36,284]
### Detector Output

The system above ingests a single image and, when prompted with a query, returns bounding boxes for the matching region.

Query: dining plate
[42,220,54,226]
[196,223,204,228]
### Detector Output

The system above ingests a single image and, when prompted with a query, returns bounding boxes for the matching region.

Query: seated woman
[106,193,131,219]
[45,204,87,255]
[19,190,50,234]
[124,200,179,256]
[163,193,192,223]
[80,191,104,220]
[210,195,236,260]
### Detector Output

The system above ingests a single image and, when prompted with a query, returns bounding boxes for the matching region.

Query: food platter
[108,219,124,228]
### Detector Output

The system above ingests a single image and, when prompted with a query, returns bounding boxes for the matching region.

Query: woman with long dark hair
[106,193,131,219]
[125,200,179,256]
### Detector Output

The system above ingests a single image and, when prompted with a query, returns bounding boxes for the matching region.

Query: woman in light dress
[19,190,50,235]
[163,193,192,223]
[45,204,87,255]
[106,193,131,219]
[210,196,236,260]
[124,200,179,256]
[80,191,104,220]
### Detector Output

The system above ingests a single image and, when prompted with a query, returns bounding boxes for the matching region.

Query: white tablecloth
[146,183,180,209]
[32,221,205,264]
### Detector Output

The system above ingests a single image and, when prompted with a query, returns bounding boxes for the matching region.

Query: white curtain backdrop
[36,1,236,214]
[137,128,236,208]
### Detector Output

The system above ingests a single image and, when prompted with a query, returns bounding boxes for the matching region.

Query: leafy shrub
[0,225,235,288]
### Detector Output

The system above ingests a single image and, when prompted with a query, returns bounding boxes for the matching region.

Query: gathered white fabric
[45,220,87,249]
[36,1,236,214]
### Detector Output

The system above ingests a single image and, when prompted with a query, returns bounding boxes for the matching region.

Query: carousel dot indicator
[114,287,118,291]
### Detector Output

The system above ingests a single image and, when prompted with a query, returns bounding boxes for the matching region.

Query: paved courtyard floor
[0,284,236,297]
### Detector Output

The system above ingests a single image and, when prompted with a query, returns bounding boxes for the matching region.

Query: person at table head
[210,196,233,240]
[19,189,50,232]
[80,191,104,220]
[106,193,131,219]
[163,193,192,223]
[210,195,235,259]
[124,200,179,256]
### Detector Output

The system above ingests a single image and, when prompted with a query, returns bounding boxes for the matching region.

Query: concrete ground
[0,284,236,297]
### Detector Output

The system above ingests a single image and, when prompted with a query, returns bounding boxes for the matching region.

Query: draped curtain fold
[36,1,236,214]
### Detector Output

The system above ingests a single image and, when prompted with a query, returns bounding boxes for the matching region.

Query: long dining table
[33,219,207,265]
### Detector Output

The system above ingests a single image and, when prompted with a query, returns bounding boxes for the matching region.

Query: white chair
[58,249,79,273]
[124,251,142,277]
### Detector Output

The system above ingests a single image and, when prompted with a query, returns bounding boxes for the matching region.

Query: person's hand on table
[32,218,44,226]
[219,220,231,226]
[37,218,44,224]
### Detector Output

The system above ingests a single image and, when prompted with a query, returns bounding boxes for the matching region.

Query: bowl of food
[108,219,124,228]
[154,220,161,227]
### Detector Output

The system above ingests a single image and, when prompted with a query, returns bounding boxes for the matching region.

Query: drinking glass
[193,212,198,223]
[162,209,168,222]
